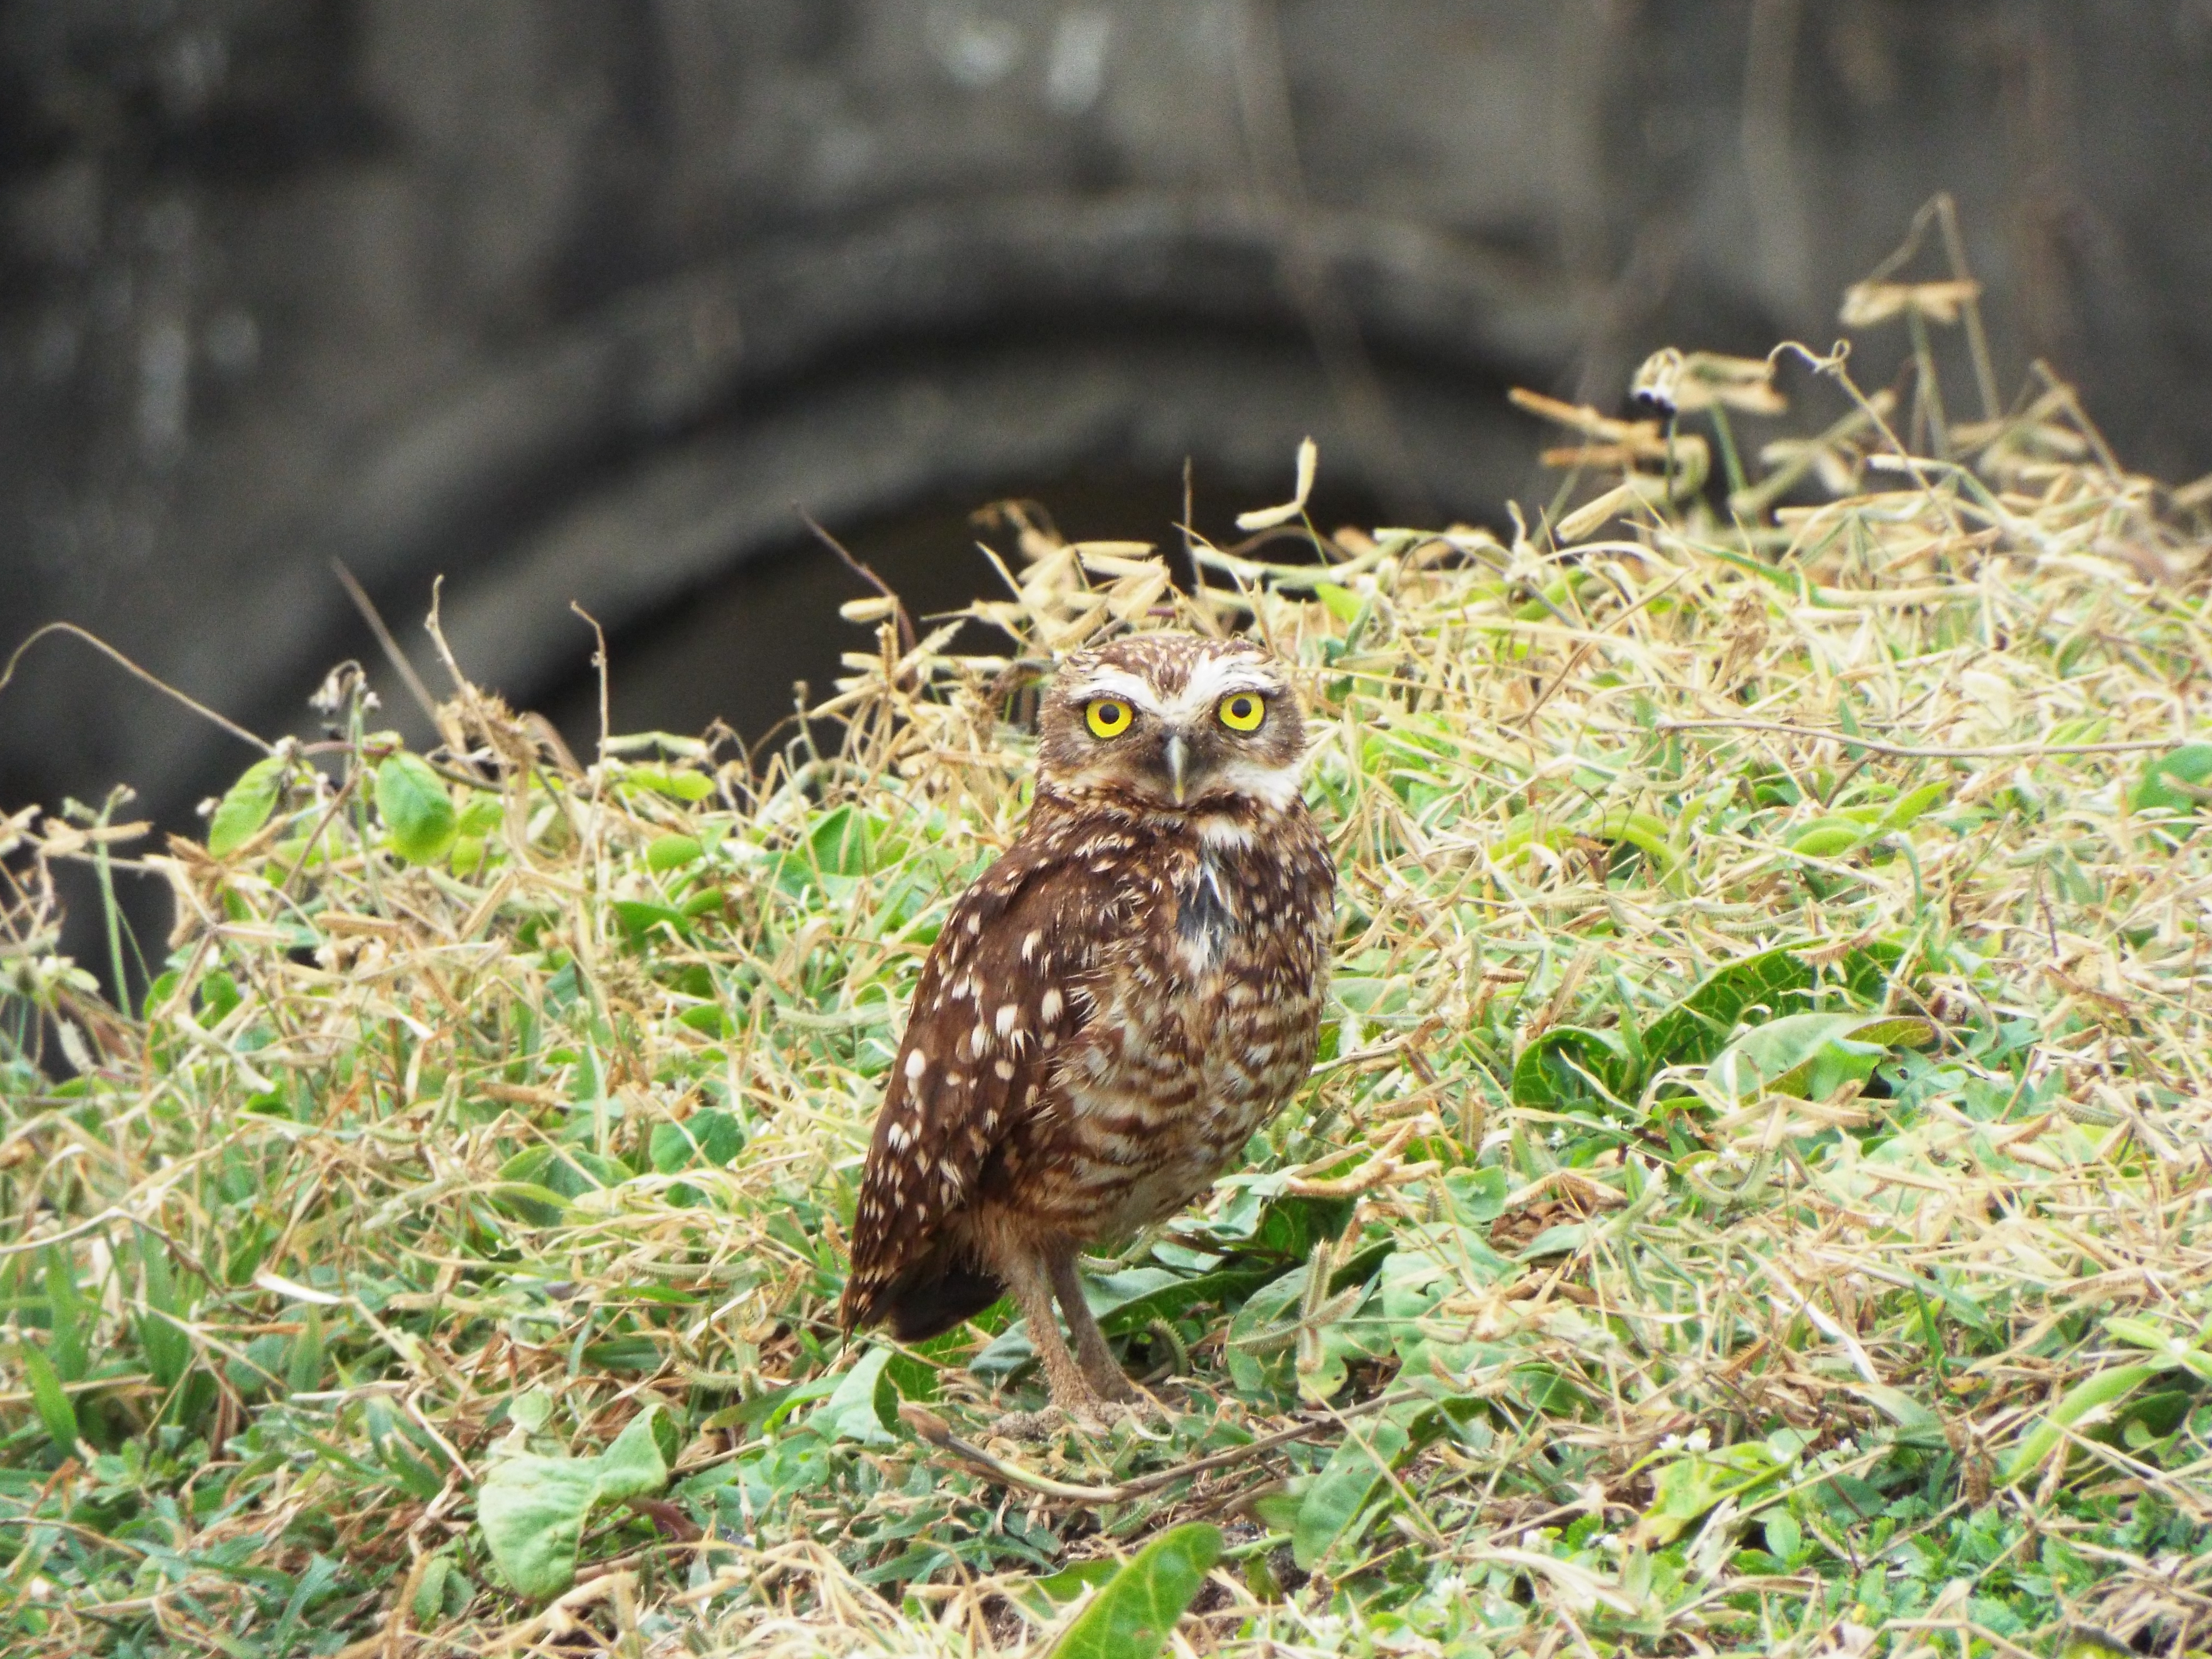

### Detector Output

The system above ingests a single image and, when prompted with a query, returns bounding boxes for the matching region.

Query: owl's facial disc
[1039,637,1307,811]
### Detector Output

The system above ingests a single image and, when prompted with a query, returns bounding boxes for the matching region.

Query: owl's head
[1035,633,1309,812]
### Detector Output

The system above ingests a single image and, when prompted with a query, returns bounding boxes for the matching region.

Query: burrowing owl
[839,632,1335,1418]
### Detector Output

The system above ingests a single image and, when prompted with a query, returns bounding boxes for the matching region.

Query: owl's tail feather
[843,1249,1007,1343]
[886,1264,1006,1342]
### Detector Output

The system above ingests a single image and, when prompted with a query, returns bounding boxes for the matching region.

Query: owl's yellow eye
[1084,698,1133,738]
[1217,692,1266,732]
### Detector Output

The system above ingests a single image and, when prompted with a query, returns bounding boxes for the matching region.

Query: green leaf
[19,1343,79,1451]
[1313,581,1364,624]
[207,756,290,857]
[478,1406,670,1601]
[2102,1317,2212,1385]
[1880,780,1950,830]
[1788,817,1868,858]
[1510,1026,1634,1111]
[42,1247,87,1383]
[1708,1011,1936,1099]
[288,1306,325,1396]
[594,1408,672,1501]
[677,1004,729,1037]
[1758,1507,1804,1566]
[1051,1524,1222,1659]
[648,1110,744,1173]
[1011,1559,1123,1618]
[1293,1419,1410,1568]
[1636,1442,1788,1545]
[375,753,459,865]
[611,900,689,943]
[478,1455,604,1601]
[647,833,705,872]
[2130,743,2212,814]
[811,1346,899,1445]
[624,765,715,802]
[807,805,878,876]
[1850,1384,1948,1448]
[2001,1364,2164,1485]
[1642,947,1816,1070]
[137,1229,196,1391]
[1589,808,1682,877]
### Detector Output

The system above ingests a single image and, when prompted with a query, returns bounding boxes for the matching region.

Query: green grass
[7,289,2212,1656]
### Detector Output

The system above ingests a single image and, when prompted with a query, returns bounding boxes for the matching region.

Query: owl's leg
[1048,1245,1136,1402]
[999,1243,1111,1419]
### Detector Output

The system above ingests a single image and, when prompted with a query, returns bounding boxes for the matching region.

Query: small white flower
[1659,1432,1683,1450]
[1547,1128,1566,1147]
[1595,1533,1622,1553]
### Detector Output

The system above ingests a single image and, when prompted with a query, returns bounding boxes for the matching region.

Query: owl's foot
[990,1390,1166,1441]
[987,1405,1068,1441]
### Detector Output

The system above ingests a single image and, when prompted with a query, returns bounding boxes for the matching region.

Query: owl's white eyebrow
[1069,668,1162,710]
[1166,657,1278,721]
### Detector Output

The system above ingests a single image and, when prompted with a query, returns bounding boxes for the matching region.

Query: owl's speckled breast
[991,799,1334,1238]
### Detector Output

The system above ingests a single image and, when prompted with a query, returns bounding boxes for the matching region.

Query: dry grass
[7,233,2212,1657]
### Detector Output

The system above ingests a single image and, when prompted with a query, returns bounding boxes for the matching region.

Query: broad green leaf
[1438,1166,1510,1226]
[1589,808,1682,877]
[647,833,704,871]
[1788,817,1868,858]
[1708,1011,1935,1099]
[1635,1442,1787,1545]
[1011,1559,1123,1618]
[207,755,290,857]
[624,764,715,801]
[649,1110,744,1173]
[1510,1026,1634,1111]
[478,1406,670,1601]
[1052,1524,1222,1659]
[412,1554,473,1622]
[497,1145,628,1200]
[19,1343,79,1450]
[612,899,689,942]
[594,1407,671,1501]
[478,1455,603,1600]
[1294,1419,1410,1568]
[2001,1363,2164,1485]
[1313,581,1364,624]
[2130,743,2212,815]
[807,805,878,875]
[2102,1317,2212,1385]
[375,753,458,865]
[811,1346,898,1445]
[1642,948,1815,1070]
[1880,780,1949,830]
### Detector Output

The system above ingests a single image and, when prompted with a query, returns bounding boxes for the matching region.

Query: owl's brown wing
[838,817,1131,1334]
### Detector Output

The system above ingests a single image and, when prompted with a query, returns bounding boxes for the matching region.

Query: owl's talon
[988,1407,1067,1441]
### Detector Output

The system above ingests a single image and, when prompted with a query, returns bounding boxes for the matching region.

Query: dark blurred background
[5,2,2211,912]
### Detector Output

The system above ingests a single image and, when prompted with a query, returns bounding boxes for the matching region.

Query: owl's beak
[1163,733,1190,805]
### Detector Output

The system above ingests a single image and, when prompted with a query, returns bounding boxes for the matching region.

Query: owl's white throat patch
[1176,849,1236,968]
